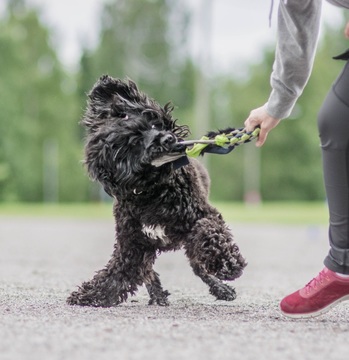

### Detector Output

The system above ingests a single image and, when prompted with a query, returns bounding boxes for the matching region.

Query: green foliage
[78,0,193,107]
[259,22,348,201]
[209,20,349,201]
[0,1,88,202]
[0,201,328,225]
[0,1,347,203]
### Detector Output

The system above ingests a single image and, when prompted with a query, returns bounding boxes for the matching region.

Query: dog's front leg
[184,214,247,301]
[188,262,237,301]
[67,243,157,307]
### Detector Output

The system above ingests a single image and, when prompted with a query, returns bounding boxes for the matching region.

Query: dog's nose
[160,133,176,147]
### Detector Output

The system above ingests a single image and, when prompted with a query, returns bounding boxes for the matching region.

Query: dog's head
[81,75,189,197]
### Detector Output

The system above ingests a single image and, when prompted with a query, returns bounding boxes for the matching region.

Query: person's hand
[345,22,349,39]
[244,106,280,147]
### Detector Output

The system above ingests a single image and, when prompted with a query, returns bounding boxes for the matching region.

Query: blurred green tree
[209,19,348,201]
[0,0,88,202]
[77,0,195,124]
[1,0,347,203]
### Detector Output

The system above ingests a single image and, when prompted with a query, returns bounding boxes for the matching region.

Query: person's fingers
[244,106,280,146]
[256,128,267,147]
[345,22,349,39]
[244,117,258,132]
[255,117,281,147]
[244,109,262,132]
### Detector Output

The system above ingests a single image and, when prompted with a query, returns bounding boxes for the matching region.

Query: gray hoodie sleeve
[266,0,323,120]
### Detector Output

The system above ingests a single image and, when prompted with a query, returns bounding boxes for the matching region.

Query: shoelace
[305,269,329,293]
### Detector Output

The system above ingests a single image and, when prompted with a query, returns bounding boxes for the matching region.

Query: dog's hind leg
[67,243,158,307]
[145,271,170,306]
[184,213,247,301]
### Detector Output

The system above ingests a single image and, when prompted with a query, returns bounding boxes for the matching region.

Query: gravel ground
[1,216,349,360]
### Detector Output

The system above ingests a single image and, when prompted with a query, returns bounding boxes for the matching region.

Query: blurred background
[0,0,347,204]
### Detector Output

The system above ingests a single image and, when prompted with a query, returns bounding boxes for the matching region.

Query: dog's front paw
[148,290,171,306]
[210,283,237,301]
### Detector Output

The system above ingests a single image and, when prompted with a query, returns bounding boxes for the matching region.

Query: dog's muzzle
[144,130,180,153]
[149,131,188,168]
[159,133,176,151]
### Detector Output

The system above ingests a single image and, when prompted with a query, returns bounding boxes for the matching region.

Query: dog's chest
[141,224,169,246]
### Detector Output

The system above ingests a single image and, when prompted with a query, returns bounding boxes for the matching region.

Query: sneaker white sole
[279,294,349,319]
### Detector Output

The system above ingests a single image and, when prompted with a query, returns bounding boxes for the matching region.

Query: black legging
[318,60,349,274]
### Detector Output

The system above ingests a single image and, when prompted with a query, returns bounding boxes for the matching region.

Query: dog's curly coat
[67,75,247,307]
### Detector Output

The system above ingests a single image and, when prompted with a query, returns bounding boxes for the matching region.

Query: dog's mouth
[151,152,187,167]
[148,133,187,168]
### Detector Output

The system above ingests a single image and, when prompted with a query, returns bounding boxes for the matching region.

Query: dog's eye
[151,123,164,131]
[114,113,128,120]
[110,106,128,119]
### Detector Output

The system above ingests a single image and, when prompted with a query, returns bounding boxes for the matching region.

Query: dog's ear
[83,133,116,194]
[81,75,153,132]
[91,75,142,109]
[109,78,147,118]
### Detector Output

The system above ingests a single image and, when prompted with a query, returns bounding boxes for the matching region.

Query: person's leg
[320,61,349,273]
[280,61,349,318]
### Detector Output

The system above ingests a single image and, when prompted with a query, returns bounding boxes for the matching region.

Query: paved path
[0,216,348,360]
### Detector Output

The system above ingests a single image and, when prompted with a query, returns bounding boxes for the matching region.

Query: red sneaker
[280,267,349,318]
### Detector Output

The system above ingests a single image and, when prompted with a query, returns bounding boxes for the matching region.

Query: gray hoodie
[267,0,349,120]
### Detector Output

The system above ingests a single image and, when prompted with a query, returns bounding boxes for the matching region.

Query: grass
[0,202,113,219]
[0,201,328,225]
[214,201,328,225]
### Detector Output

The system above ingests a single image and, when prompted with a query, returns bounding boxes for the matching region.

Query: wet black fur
[67,75,247,307]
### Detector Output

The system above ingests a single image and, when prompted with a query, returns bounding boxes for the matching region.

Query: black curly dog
[67,75,247,307]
